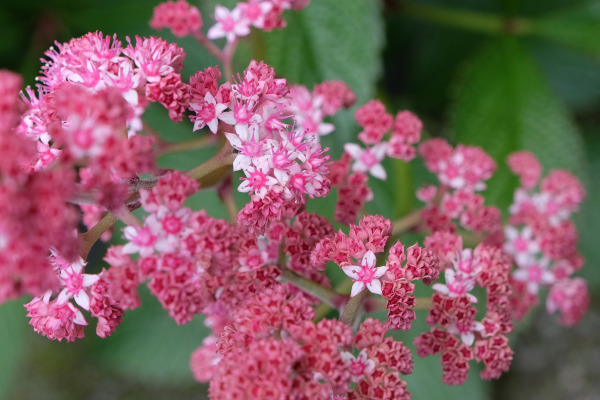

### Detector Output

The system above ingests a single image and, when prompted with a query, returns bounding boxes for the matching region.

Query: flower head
[342,250,388,297]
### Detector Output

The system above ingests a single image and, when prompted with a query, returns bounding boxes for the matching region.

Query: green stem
[158,135,217,155]
[280,267,343,308]
[187,142,236,182]
[401,2,531,35]
[79,212,118,261]
[391,209,422,236]
[340,290,367,326]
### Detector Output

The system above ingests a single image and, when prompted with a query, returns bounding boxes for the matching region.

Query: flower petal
[350,281,366,297]
[366,279,382,295]
[342,265,361,280]
[362,251,376,269]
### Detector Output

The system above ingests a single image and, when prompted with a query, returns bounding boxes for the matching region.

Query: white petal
[466,293,479,303]
[367,279,382,295]
[372,143,387,160]
[224,132,242,149]
[370,164,387,180]
[350,281,365,297]
[56,288,70,305]
[204,91,216,105]
[342,265,361,280]
[374,266,388,278]
[432,283,449,295]
[207,119,218,134]
[71,306,88,326]
[74,291,90,311]
[504,225,518,240]
[461,331,475,346]
[344,143,363,159]
[82,274,100,287]
[123,226,138,240]
[207,25,225,40]
[219,111,236,125]
[362,251,376,269]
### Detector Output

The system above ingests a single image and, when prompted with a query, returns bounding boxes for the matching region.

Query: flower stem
[158,135,217,155]
[401,2,531,35]
[193,31,224,61]
[79,212,118,261]
[391,209,422,236]
[222,40,238,80]
[340,290,367,326]
[217,175,239,223]
[187,141,236,183]
[280,267,344,308]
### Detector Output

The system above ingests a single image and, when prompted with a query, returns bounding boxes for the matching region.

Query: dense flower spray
[0,1,590,398]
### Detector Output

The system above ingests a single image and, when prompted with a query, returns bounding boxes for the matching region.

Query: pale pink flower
[225,123,266,170]
[341,349,375,382]
[447,320,484,346]
[123,225,158,257]
[190,92,235,133]
[344,142,387,180]
[239,1,273,28]
[512,257,554,294]
[207,5,251,43]
[342,250,388,297]
[56,259,100,311]
[432,269,478,303]
[504,226,540,267]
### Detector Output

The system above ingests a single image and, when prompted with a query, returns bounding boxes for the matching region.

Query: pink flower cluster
[332,101,423,224]
[0,70,80,303]
[205,282,415,400]
[382,241,439,331]
[416,238,514,384]
[189,60,354,233]
[25,254,124,341]
[0,3,591,396]
[206,0,311,43]
[504,151,588,325]
[150,0,202,38]
[312,215,440,333]
[418,138,501,235]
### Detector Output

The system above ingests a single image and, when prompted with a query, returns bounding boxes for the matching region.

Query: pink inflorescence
[187,60,355,233]
[150,0,202,38]
[0,7,591,396]
[504,151,588,326]
[417,138,502,237]
[206,0,312,43]
[415,238,514,384]
[332,101,422,226]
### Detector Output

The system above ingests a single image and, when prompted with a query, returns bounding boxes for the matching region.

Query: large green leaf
[260,0,384,153]
[532,1,600,59]
[91,286,210,385]
[450,37,588,210]
[529,39,600,112]
[0,299,29,398]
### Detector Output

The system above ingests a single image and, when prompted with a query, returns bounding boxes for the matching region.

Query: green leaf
[532,1,600,59]
[529,39,600,112]
[0,299,29,398]
[260,0,384,153]
[450,37,588,210]
[91,286,210,385]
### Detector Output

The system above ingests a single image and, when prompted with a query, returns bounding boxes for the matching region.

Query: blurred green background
[1,0,599,399]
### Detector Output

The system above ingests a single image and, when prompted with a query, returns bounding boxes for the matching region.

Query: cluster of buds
[0,1,591,399]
